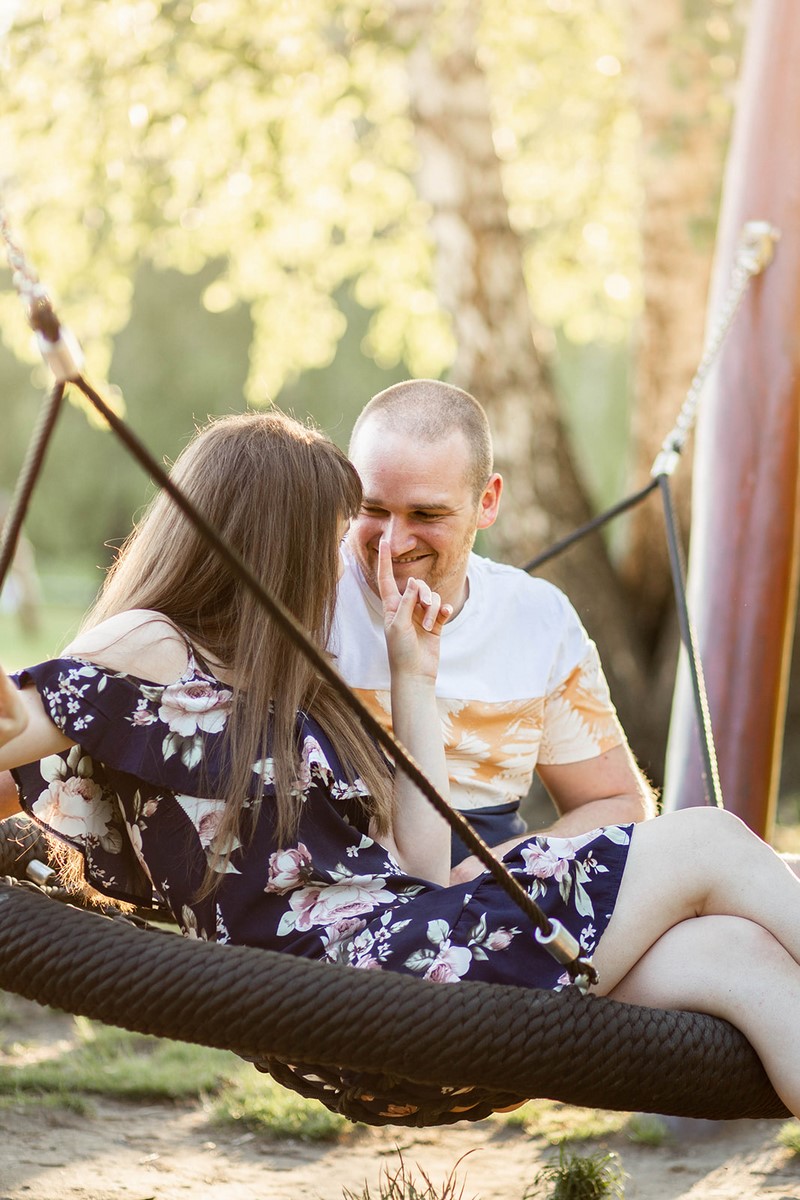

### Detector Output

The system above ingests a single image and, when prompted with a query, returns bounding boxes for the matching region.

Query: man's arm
[449,744,656,885]
[535,743,657,836]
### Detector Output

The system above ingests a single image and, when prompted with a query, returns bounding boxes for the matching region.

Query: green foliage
[0,0,744,579]
[0,0,708,398]
[0,605,87,670]
[623,1113,669,1147]
[342,1151,475,1200]
[0,1012,348,1140]
[0,1017,240,1101]
[777,1120,800,1158]
[213,1067,348,1141]
[526,1146,626,1200]
[1,0,442,396]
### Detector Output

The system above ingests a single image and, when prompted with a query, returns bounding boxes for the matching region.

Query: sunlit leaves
[0,0,740,394]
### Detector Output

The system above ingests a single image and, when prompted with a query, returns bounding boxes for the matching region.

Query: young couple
[1,382,799,1116]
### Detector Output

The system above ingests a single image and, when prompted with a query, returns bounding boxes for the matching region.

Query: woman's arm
[0,668,27,745]
[373,540,452,886]
[0,665,74,771]
[0,612,192,776]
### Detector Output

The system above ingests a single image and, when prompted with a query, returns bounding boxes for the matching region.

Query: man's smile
[389,552,430,564]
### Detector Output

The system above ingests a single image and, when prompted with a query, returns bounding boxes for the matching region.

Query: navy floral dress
[11,655,632,991]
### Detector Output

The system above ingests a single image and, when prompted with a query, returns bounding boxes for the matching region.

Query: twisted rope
[0,382,65,588]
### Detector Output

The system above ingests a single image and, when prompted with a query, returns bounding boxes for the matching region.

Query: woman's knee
[639,806,755,859]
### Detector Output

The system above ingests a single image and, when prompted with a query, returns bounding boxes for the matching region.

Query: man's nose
[382,515,416,555]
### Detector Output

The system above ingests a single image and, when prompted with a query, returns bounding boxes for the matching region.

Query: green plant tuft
[624,1114,669,1147]
[526,1145,626,1199]
[777,1120,800,1157]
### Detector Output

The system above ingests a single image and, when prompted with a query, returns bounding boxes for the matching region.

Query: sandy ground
[1,998,799,1200]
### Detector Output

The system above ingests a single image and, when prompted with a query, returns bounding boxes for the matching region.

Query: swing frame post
[663,0,800,836]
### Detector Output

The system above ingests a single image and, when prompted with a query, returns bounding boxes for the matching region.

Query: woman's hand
[0,668,28,747]
[377,538,452,681]
[375,538,453,885]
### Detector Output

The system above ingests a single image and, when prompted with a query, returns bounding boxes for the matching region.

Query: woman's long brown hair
[82,411,394,890]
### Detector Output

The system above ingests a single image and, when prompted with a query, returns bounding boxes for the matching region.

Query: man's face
[347,422,500,614]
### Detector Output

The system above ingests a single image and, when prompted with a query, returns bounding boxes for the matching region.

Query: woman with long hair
[3,410,800,1118]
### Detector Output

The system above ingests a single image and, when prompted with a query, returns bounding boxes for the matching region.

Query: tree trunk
[391,0,657,767]
[624,0,744,653]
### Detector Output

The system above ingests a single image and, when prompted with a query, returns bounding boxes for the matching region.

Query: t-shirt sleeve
[537,595,626,764]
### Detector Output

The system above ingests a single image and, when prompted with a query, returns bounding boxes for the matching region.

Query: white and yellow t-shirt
[332,549,625,814]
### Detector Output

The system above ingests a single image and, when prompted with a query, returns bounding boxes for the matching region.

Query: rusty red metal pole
[662,0,800,835]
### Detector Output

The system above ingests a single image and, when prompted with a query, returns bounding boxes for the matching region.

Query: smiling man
[332,379,656,878]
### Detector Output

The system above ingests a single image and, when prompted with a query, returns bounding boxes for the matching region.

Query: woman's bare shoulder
[64,609,190,684]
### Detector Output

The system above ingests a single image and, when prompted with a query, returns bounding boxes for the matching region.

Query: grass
[622,1114,669,1147]
[0,603,87,669]
[497,1101,629,1146]
[0,1017,238,1102]
[525,1146,626,1199]
[342,1152,476,1200]
[0,1009,348,1140]
[777,1120,800,1157]
[212,1067,348,1141]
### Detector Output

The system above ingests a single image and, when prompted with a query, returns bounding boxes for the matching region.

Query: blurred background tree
[0,0,760,788]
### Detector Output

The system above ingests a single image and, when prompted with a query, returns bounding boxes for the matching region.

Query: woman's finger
[376,537,401,606]
[402,582,450,634]
[434,603,453,633]
[419,588,440,632]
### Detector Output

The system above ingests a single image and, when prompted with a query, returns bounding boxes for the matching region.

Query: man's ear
[477,473,502,530]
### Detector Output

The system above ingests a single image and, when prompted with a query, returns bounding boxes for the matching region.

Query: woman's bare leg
[591,807,800,994]
[600,914,800,1117]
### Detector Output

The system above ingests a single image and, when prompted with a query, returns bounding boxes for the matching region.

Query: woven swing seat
[0,816,789,1128]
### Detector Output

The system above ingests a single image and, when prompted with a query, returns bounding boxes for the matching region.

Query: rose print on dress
[277,873,396,936]
[159,677,233,769]
[176,795,242,874]
[33,747,119,851]
[521,832,609,918]
[265,844,314,894]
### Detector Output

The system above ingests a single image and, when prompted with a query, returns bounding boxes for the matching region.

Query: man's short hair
[349,379,493,499]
